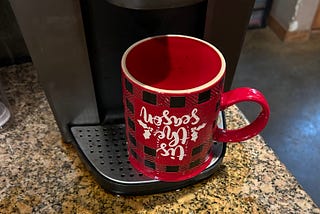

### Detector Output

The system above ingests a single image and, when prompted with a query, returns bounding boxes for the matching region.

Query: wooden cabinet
[312,3,320,29]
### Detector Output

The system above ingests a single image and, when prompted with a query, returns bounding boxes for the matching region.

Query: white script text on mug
[137,106,207,160]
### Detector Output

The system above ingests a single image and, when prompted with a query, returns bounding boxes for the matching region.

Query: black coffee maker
[10,0,254,194]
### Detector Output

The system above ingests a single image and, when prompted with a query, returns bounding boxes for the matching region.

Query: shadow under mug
[121,35,270,182]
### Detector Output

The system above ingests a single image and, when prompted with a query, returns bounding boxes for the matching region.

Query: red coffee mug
[121,35,269,182]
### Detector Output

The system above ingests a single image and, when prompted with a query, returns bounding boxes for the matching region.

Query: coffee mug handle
[214,87,270,142]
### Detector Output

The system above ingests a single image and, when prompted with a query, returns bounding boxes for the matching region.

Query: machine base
[70,113,226,195]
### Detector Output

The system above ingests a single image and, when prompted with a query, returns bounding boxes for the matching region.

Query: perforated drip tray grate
[71,114,226,195]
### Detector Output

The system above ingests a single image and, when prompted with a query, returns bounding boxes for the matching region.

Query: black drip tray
[70,113,226,195]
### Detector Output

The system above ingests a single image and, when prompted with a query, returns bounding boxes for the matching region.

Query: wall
[270,0,298,30]
[295,0,320,31]
[270,0,319,32]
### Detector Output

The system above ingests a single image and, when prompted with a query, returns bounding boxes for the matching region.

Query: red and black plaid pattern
[123,75,224,179]
[127,136,213,172]
[125,76,224,107]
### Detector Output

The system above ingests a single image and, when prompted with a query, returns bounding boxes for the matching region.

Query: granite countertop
[0,63,319,213]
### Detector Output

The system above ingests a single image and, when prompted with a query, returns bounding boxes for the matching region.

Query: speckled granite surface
[0,63,319,213]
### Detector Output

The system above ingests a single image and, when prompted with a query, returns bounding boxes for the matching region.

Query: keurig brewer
[10,0,254,194]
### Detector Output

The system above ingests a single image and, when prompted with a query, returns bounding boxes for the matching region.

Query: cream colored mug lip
[121,34,226,94]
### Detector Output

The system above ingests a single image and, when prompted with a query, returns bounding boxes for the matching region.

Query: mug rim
[121,34,226,94]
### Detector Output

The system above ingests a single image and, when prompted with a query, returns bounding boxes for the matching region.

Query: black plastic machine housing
[9,0,254,194]
[74,0,226,194]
